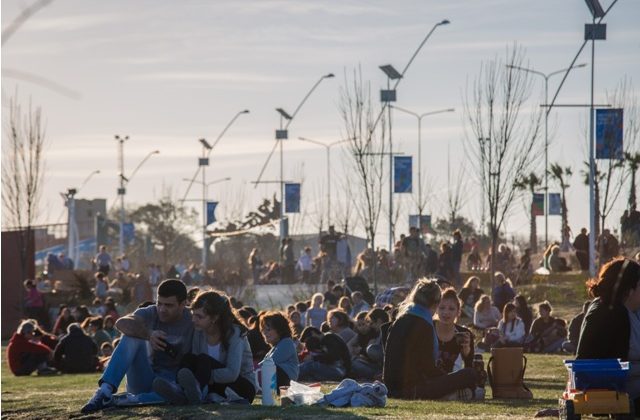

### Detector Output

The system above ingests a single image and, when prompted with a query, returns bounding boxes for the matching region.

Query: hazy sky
[2,0,639,248]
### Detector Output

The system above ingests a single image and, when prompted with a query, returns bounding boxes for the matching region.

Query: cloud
[127,71,293,85]
[20,13,126,32]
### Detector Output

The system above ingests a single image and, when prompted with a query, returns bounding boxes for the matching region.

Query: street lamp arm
[297,136,328,149]
[207,177,231,186]
[128,150,159,183]
[78,169,100,191]
[208,109,250,155]
[394,19,449,89]
[328,138,351,148]
[285,74,334,129]
[420,108,455,119]
[391,105,419,119]
[506,64,546,79]
[548,63,588,79]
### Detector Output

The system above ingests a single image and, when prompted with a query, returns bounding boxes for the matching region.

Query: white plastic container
[260,357,277,406]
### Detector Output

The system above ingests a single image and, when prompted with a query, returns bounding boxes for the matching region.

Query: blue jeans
[100,336,174,404]
[299,361,345,382]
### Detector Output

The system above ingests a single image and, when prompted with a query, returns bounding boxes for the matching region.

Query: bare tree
[594,77,640,231]
[2,96,47,283]
[446,153,468,227]
[548,163,572,245]
[463,45,543,281]
[339,67,387,291]
[333,172,358,236]
[514,172,542,253]
[625,152,640,211]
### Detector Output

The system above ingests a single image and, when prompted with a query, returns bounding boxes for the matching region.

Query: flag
[285,183,300,213]
[206,201,218,225]
[596,108,623,160]
[394,156,412,193]
[532,193,544,216]
[548,193,562,216]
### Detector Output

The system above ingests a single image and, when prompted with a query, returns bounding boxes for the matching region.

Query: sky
[2,0,639,249]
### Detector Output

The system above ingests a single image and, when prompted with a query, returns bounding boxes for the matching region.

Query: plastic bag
[285,381,323,405]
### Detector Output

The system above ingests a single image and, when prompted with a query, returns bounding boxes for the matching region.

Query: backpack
[487,347,533,399]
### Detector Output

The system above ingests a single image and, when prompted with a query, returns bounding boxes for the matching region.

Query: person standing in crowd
[336,233,352,278]
[54,323,98,373]
[248,248,263,285]
[577,258,640,408]
[153,290,256,405]
[320,226,339,281]
[495,303,526,347]
[259,311,299,389]
[296,246,313,283]
[383,279,478,400]
[437,242,454,283]
[81,279,194,413]
[597,229,620,267]
[95,273,110,300]
[7,319,56,376]
[573,228,590,271]
[451,230,464,288]
[24,279,46,327]
[94,245,112,276]
[58,252,74,270]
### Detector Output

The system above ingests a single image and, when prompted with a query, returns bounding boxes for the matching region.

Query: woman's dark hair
[514,294,529,309]
[320,321,331,333]
[192,290,247,350]
[538,301,552,315]
[259,311,293,341]
[502,302,516,323]
[367,308,390,324]
[158,279,187,302]
[327,309,350,328]
[440,287,461,310]
[587,257,640,307]
[295,301,308,312]
[300,326,322,342]
[104,315,115,327]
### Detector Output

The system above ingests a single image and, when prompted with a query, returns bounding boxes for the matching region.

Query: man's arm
[115,315,151,339]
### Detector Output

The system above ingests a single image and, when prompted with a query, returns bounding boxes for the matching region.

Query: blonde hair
[398,278,442,317]
[463,276,480,289]
[474,294,491,313]
[311,293,324,308]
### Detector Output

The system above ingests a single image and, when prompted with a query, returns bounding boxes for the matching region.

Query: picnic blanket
[316,379,387,408]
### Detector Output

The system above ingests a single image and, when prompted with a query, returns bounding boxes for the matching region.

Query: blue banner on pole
[123,223,135,245]
[394,156,412,193]
[285,183,300,213]
[532,193,545,216]
[596,108,623,159]
[548,193,562,216]
[206,201,218,225]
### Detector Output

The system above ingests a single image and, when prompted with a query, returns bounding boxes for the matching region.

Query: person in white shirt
[296,247,313,284]
[495,302,526,347]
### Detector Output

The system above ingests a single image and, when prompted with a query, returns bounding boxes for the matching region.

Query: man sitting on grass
[81,279,193,413]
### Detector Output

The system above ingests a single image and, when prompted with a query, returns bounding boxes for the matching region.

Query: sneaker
[440,388,474,401]
[177,368,203,404]
[112,393,140,407]
[36,366,59,376]
[153,377,187,405]
[81,388,113,413]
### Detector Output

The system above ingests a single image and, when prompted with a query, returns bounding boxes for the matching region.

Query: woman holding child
[153,290,256,404]
[383,279,479,400]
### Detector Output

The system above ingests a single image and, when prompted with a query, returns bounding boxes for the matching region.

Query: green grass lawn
[1,349,571,419]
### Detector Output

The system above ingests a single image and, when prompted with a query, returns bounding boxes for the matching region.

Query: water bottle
[260,357,277,406]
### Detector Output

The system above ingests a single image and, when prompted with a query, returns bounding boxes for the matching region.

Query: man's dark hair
[367,308,390,324]
[295,301,308,312]
[300,326,322,342]
[158,279,187,302]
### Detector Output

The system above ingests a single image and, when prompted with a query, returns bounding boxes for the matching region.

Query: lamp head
[241,109,250,114]
[199,138,213,150]
[152,150,160,154]
[439,19,450,25]
[323,73,335,79]
[276,108,293,120]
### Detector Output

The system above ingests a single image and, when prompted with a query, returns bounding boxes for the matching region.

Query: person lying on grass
[259,311,299,390]
[153,290,257,405]
[383,278,479,400]
[298,326,351,382]
[81,279,193,413]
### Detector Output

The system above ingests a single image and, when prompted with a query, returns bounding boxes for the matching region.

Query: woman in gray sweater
[153,291,256,404]
[260,311,299,389]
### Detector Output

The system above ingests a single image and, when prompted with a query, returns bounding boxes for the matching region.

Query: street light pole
[507,63,587,248]
[297,137,350,227]
[392,106,455,230]
[115,135,129,256]
[198,138,213,270]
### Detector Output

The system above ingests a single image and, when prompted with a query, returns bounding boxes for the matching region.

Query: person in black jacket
[299,327,351,381]
[383,279,478,400]
[53,323,98,373]
[577,258,640,406]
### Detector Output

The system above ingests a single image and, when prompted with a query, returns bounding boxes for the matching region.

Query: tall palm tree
[515,172,542,253]
[549,163,572,246]
[625,152,640,210]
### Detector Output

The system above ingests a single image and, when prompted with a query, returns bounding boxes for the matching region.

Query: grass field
[1,349,571,420]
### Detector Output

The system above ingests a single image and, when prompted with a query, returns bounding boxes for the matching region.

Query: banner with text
[206,201,218,225]
[548,193,562,216]
[596,108,624,160]
[285,183,301,213]
[532,193,544,216]
[394,156,412,193]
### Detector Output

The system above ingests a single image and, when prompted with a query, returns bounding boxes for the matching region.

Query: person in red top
[7,319,55,376]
